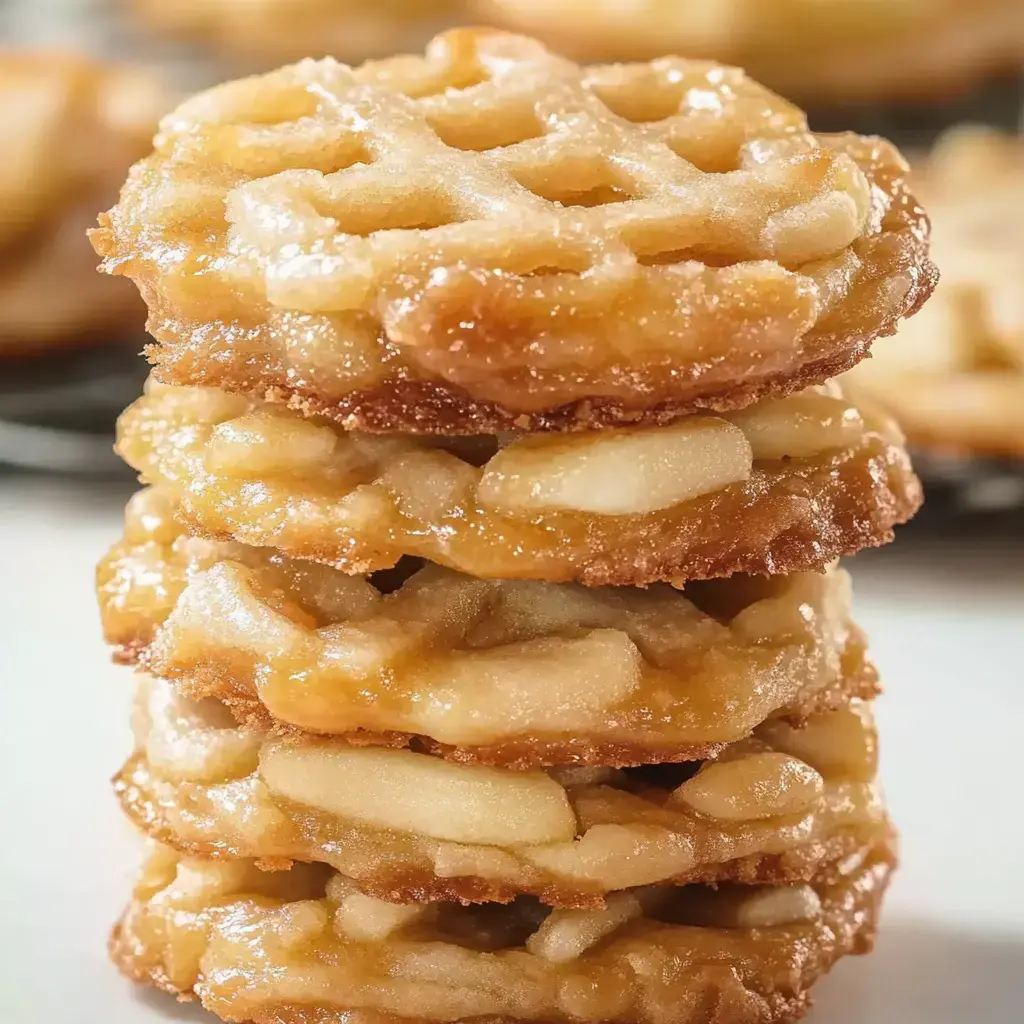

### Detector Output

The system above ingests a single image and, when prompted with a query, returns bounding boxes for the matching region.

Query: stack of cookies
[93,29,935,1024]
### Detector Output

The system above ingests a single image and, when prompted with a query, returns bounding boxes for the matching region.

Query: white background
[1,476,1022,1023]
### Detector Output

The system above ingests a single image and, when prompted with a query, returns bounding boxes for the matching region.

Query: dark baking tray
[0,344,147,475]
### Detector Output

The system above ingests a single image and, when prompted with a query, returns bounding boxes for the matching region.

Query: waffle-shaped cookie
[92,28,935,431]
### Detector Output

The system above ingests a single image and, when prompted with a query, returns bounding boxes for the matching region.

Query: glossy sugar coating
[118,674,884,905]
[113,380,921,585]
[112,837,896,1024]
[92,28,935,431]
[95,28,917,1019]
[99,490,875,765]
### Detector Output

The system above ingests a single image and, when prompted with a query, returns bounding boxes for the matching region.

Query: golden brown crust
[110,837,896,1024]
[148,311,927,436]
[114,776,888,907]
[98,486,875,767]
[94,29,935,430]
[114,679,885,908]
[108,924,185,998]
[229,345,871,434]
[237,1002,811,1024]
[175,439,919,584]
[113,383,922,589]
[114,779,876,907]
[128,647,878,771]
[174,428,922,585]
[110,847,333,998]
[202,656,877,771]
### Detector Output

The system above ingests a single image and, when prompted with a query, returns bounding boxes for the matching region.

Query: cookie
[100,495,875,764]
[112,835,896,1023]
[113,380,921,584]
[92,28,935,430]
[117,675,885,906]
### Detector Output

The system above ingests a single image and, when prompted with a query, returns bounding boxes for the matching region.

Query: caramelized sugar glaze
[94,30,922,1022]
[117,675,884,905]
[99,486,877,765]
[114,838,896,1024]
[113,381,920,585]
[91,29,935,430]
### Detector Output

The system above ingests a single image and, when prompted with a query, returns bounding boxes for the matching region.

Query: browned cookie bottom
[112,834,896,1024]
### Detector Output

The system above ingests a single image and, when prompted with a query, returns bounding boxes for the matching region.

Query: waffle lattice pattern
[160,29,863,283]
[94,28,933,426]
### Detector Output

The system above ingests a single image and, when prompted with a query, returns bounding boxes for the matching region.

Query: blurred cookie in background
[0,52,166,474]
[477,0,1024,136]
[131,0,465,66]
[844,126,1024,465]
[0,52,164,356]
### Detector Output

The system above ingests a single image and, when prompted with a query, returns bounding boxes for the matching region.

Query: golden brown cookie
[116,674,885,906]
[113,836,896,1023]
[113,381,921,585]
[845,126,1024,459]
[92,28,935,431]
[0,52,164,354]
[478,0,1024,104]
[99,492,876,764]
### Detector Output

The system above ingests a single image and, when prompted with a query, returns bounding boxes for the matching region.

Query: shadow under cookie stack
[93,28,936,1024]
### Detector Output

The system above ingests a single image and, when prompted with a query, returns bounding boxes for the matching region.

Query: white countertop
[1,476,1022,1023]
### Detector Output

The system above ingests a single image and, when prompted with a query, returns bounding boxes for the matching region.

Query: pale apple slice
[673,752,824,821]
[260,742,577,846]
[477,417,752,516]
[725,391,863,459]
